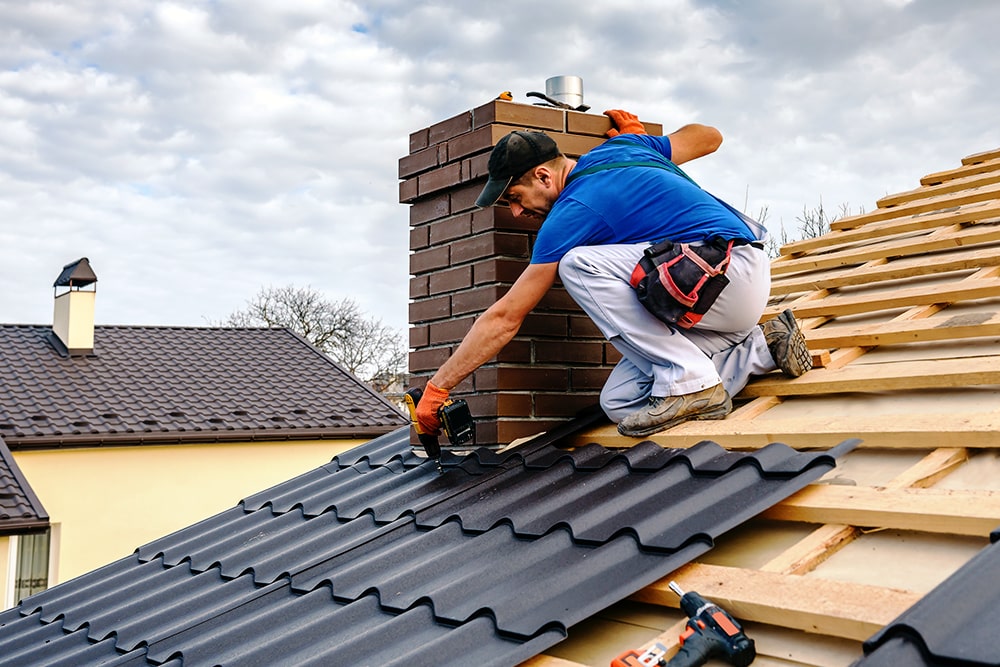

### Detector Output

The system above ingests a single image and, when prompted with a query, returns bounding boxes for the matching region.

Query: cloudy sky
[1,1,998,336]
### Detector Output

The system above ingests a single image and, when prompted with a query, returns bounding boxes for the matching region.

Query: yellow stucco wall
[9,438,366,588]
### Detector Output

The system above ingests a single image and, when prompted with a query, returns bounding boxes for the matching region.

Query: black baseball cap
[475,130,561,208]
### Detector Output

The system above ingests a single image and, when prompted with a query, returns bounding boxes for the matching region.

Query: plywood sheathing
[543,147,1000,666]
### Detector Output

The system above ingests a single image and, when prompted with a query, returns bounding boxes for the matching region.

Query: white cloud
[0,0,998,336]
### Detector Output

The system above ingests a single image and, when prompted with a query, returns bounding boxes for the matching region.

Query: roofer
[416,109,811,438]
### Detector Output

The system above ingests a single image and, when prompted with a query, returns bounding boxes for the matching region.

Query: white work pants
[558,242,776,422]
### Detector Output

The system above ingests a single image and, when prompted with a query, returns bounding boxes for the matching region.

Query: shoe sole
[777,309,812,378]
[617,394,733,438]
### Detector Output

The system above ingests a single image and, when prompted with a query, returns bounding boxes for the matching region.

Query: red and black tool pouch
[629,238,735,329]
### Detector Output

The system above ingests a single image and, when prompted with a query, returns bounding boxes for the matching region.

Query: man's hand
[604,109,647,138]
[415,381,450,436]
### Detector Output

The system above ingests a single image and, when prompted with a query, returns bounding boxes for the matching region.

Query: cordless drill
[612,581,755,667]
[403,386,475,472]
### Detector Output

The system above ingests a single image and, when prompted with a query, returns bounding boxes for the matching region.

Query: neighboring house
[0,258,407,607]
[2,103,1000,667]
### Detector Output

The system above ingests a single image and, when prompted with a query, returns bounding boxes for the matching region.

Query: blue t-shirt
[530,134,754,264]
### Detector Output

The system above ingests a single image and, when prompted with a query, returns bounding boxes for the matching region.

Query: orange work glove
[604,109,647,138]
[415,381,450,436]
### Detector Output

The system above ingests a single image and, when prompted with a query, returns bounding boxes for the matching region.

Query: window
[14,530,50,602]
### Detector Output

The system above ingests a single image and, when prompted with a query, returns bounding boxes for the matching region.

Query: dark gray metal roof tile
[855,525,1000,667]
[0,416,855,665]
[0,436,48,534]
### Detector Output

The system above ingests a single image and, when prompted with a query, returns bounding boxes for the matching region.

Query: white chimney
[52,257,97,354]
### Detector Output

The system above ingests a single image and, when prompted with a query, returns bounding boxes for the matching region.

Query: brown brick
[534,392,600,418]
[520,313,569,337]
[447,125,509,162]
[418,161,463,197]
[494,340,532,363]
[399,177,419,204]
[429,111,473,146]
[477,367,570,391]
[473,257,528,285]
[428,265,472,295]
[408,347,453,373]
[410,245,450,274]
[566,111,663,137]
[483,205,543,234]
[408,295,451,323]
[399,145,441,179]
[450,180,484,215]
[472,100,566,132]
[465,152,490,182]
[409,324,429,348]
[427,214,472,245]
[428,316,474,345]
[536,287,580,311]
[571,368,613,391]
[452,284,507,316]
[534,340,605,365]
[451,232,531,265]
[409,275,428,299]
[604,343,622,364]
[409,128,429,153]
[568,315,602,338]
[409,195,450,225]
[409,225,428,251]
[464,393,532,419]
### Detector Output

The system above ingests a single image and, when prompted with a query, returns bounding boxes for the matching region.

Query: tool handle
[662,632,719,667]
[403,388,441,459]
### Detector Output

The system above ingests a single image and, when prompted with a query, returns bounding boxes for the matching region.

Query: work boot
[761,308,812,377]
[617,383,731,438]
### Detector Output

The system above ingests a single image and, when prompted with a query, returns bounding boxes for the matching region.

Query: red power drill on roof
[612,581,755,667]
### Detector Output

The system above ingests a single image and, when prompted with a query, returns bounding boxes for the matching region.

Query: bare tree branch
[216,285,406,394]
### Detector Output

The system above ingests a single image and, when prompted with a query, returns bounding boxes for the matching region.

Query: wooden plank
[771,222,1000,277]
[632,563,920,642]
[803,309,1000,348]
[519,657,587,667]
[922,157,1000,186]
[829,181,1000,231]
[877,170,1000,209]
[572,411,1000,450]
[779,200,1000,257]
[740,355,1000,397]
[761,485,1000,536]
[883,448,968,490]
[760,524,859,575]
[964,147,1000,165]
[771,245,1000,296]
[765,277,1000,320]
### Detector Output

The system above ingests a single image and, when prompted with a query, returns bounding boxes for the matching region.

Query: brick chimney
[401,99,662,446]
[52,257,98,355]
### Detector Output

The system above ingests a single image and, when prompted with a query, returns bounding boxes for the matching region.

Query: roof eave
[3,424,404,450]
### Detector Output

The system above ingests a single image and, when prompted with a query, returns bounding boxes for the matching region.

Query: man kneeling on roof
[416,109,811,439]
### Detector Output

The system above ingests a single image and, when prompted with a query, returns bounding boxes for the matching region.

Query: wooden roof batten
[546,146,1000,666]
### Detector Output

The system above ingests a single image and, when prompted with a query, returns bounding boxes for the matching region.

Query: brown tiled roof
[0,325,407,448]
[0,436,48,534]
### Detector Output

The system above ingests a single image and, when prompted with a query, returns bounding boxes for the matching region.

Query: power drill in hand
[611,581,755,667]
[403,386,475,472]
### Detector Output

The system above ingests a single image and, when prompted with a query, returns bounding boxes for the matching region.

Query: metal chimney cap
[54,257,98,288]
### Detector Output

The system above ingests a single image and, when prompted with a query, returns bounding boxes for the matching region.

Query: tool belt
[630,237,747,329]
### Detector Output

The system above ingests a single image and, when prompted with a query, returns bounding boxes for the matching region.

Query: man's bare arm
[667,123,723,165]
[430,262,559,389]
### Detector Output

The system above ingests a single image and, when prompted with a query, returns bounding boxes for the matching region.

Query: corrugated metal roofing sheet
[0,325,406,447]
[0,419,855,666]
[0,435,48,534]
[853,527,1000,667]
